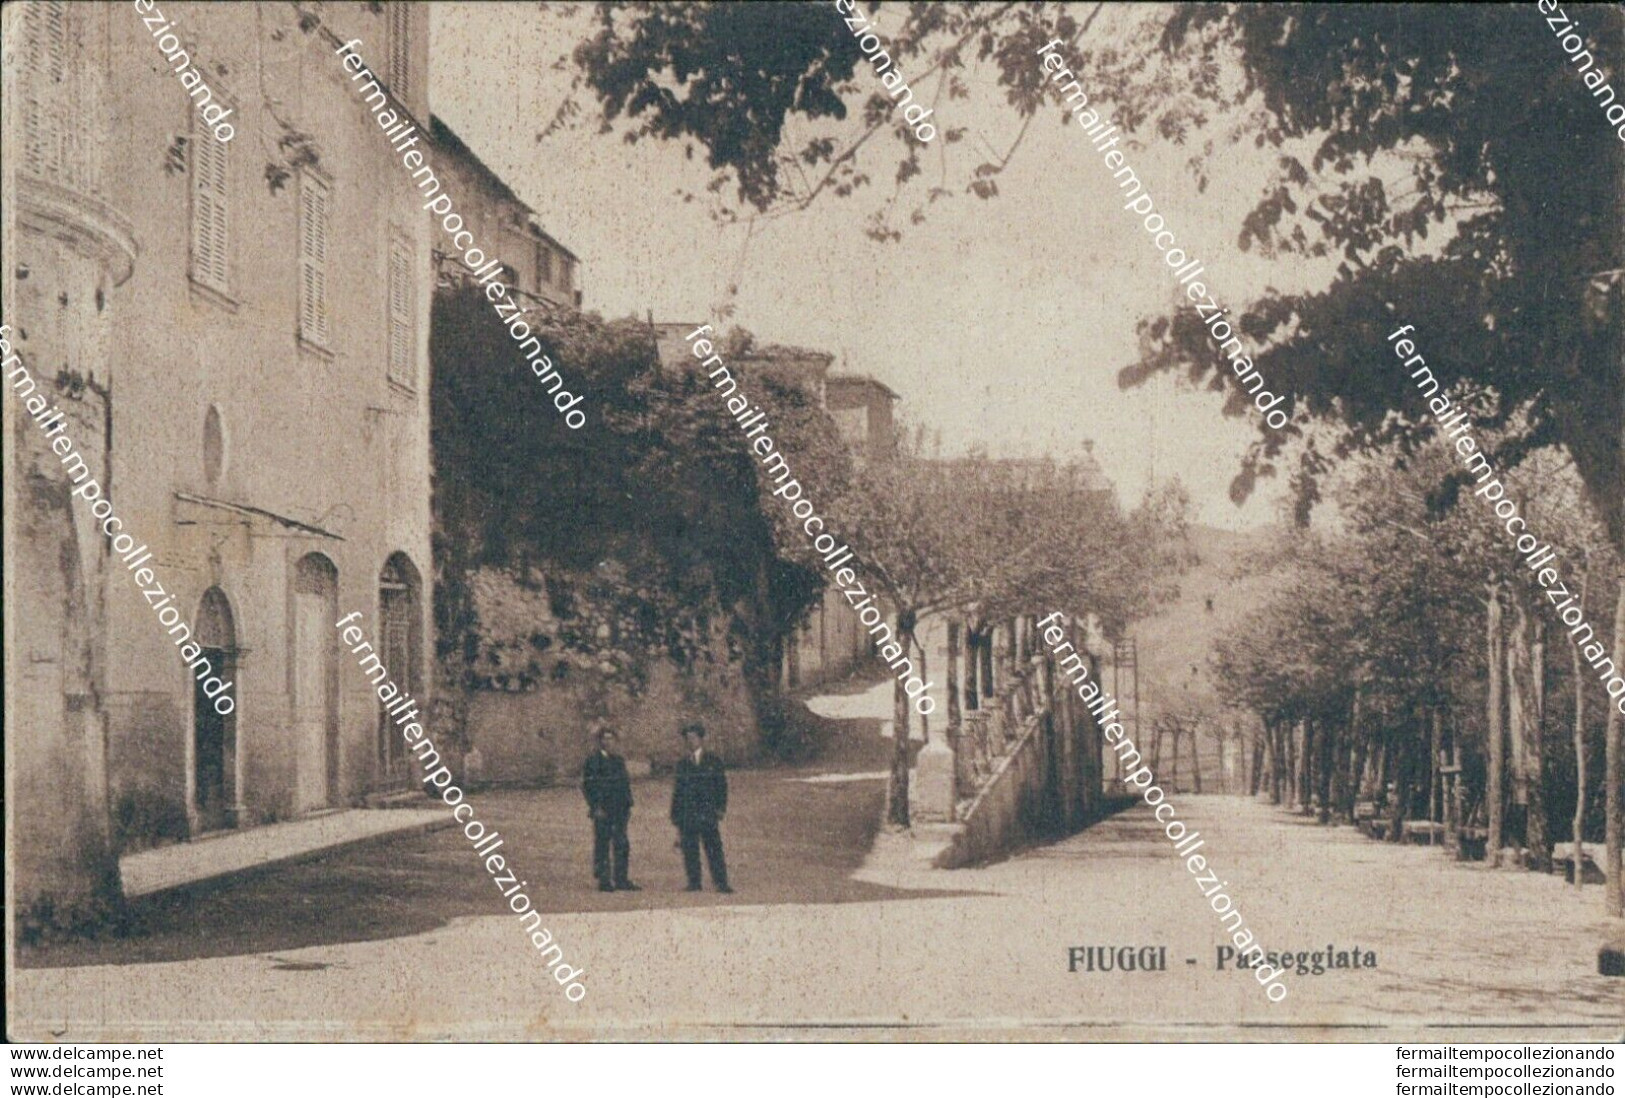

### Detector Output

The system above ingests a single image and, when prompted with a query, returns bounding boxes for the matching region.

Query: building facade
[429,115,580,309]
[6,0,438,909]
[4,0,132,922]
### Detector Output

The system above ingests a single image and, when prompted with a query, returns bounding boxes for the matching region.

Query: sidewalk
[120,807,451,898]
[17,796,1619,1040]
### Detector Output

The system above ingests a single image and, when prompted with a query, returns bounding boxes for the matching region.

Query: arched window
[376,553,422,788]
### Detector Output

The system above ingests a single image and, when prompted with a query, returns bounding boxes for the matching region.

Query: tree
[1127,2,1625,913]
[837,437,1189,825]
[557,1,1130,235]
[1214,444,1616,882]
[557,2,1625,905]
[1126,5,1624,550]
[429,287,842,728]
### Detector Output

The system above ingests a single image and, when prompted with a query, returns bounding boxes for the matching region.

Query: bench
[1401,819,1446,844]
[1554,851,1608,885]
[1600,932,1625,978]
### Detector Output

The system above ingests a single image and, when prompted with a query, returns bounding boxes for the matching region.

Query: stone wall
[445,563,763,784]
[780,583,874,691]
[5,1,125,930]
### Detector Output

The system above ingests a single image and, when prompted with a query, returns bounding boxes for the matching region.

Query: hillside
[1108,523,1282,792]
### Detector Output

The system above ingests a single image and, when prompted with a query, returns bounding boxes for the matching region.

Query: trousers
[678,823,728,888]
[592,815,630,885]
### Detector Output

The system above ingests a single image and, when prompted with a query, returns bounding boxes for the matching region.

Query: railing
[952,657,1048,804]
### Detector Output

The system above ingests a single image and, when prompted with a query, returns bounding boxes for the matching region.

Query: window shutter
[42,1,65,81]
[23,1,67,179]
[388,240,414,387]
[299,176,330,347]
[191,119,230,293]
[389,6,411,100]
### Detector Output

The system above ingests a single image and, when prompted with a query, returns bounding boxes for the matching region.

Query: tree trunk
[1084,647,1103,815]
[1297,720,1313,814]
[887,614,913,828]
[1429,707,1442,845]
[1507,597,1551,870]
[1349,734,1369,823]
[1264,717,1282,804]
[1345,720,1357,819]
[913,630,932,746]
[1275,718,1289,804]
[1316,716,1334,825]
[1388,735,1409,843]
[1287,724,1300,812]
[1247,724,1261,796]
[1605,566,1625,917]
[1443,714,1459,850]
[1527,609,1550,872]
[1487,586,1506,868]
[1451,724,1468,862]
[1573,561,1589,888]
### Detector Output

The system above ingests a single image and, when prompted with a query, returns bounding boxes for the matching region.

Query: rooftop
[825,374,900,402]
[429,116,579,262]
[430,115,528,212]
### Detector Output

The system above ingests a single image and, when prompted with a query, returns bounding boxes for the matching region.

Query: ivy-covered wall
[450,563,762,782]
[430,285,848,782]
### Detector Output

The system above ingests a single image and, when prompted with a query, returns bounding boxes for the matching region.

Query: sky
[429,2,1341,530]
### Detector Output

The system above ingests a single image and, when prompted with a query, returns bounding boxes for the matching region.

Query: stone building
[825,374,898,462]
[776,368,900,689]
[428,115,580,309]
[3,0,132,923]
[5,0,437,918]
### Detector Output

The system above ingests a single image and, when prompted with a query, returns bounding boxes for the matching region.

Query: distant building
[735,342,835,395]
[824,374,898,461]
[429,115,580,309]
[652,321,699,371]
[930,445,1115,504]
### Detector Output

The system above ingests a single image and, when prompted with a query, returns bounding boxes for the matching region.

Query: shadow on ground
[21,672,969,969]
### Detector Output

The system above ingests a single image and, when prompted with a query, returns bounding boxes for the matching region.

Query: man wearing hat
[583,725,638,891]
[670,722,731,892]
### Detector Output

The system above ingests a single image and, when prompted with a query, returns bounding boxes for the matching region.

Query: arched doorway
[376,553,422,789]
[194,587,238,831]
[292,554,339,813]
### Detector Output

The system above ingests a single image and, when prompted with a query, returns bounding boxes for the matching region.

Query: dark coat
[582,750,633,819]
[670,750,728,829]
